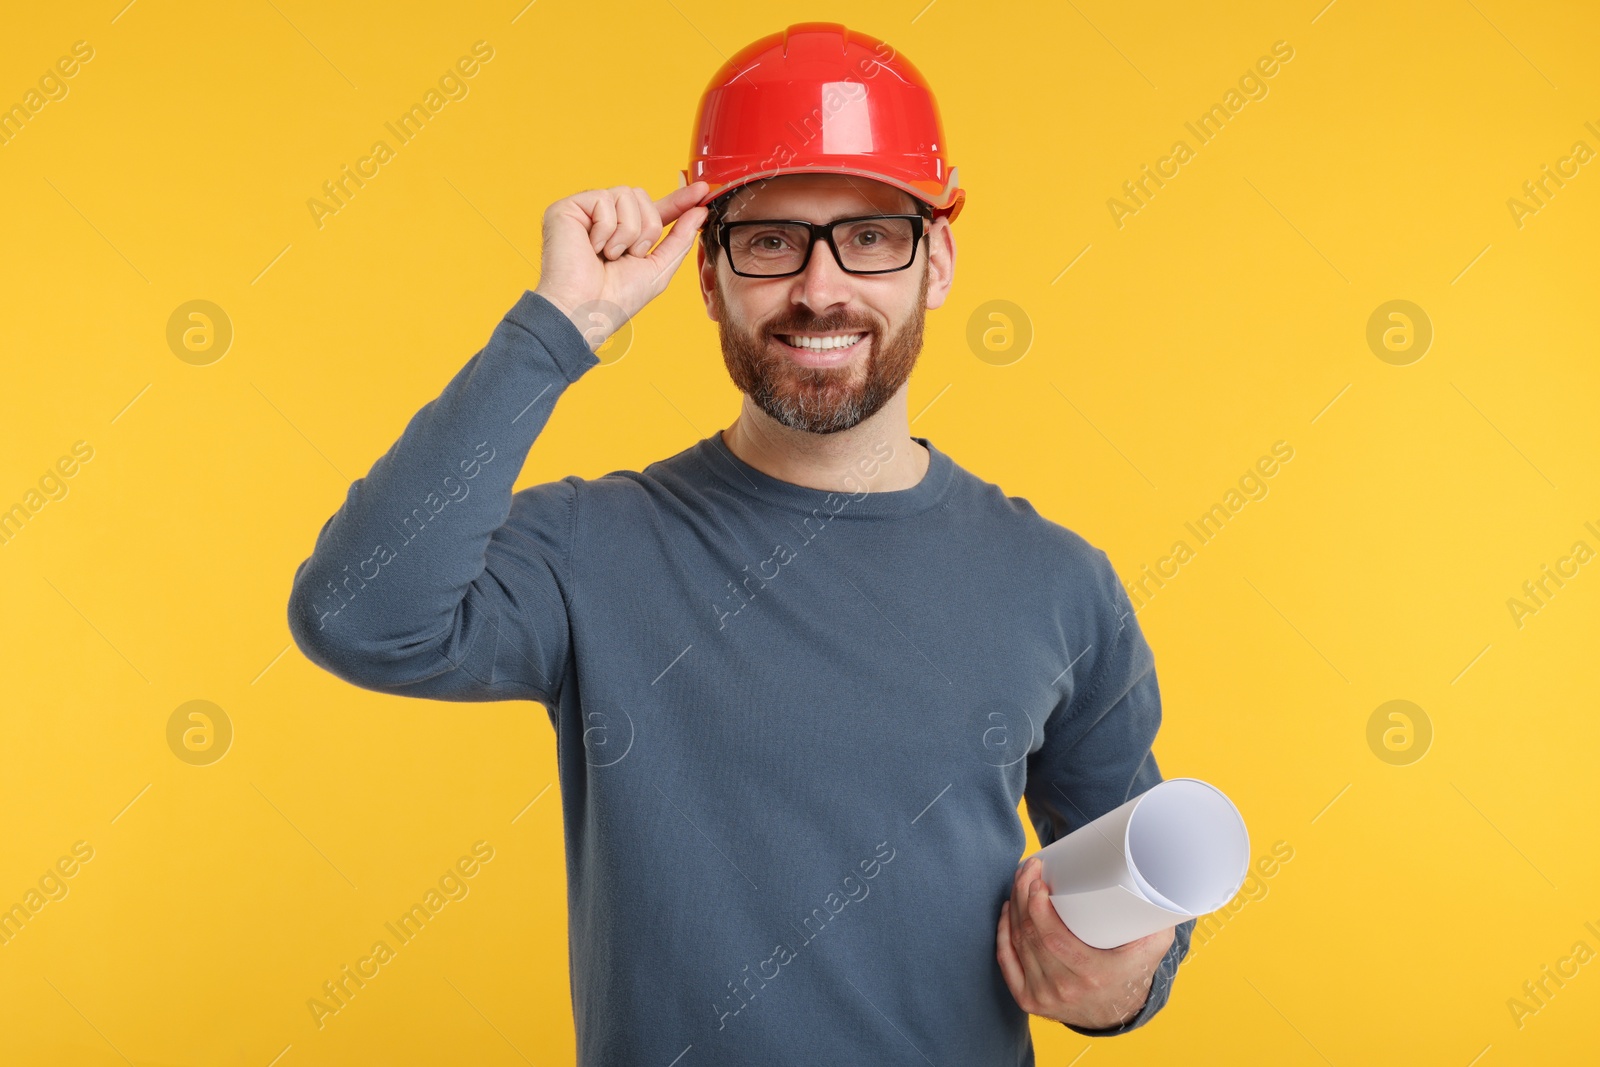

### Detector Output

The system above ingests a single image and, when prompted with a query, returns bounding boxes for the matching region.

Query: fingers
[655,180,710,225]
[1009,869,1050,995]
[1025,870,1071,966]
[645,204,707,278]
[578,183,701,261]
[1012,857,1046,940]
[1028,869,1088,962]
[1030,865,1102,980]
[603,186,641,260]
[589,193,617,255]
[557,182,709,297]
[629,187,662,257]
[1001,858,1169,1025]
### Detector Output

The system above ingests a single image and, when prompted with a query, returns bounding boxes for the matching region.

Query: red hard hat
[682,22,964,223]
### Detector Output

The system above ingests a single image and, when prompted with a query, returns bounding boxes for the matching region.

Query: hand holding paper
[996,854,1175,1030]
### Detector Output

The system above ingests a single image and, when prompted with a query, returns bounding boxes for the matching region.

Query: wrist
[531,287,576,325]
[530,289,620,353]
[1059,985,1147,1031]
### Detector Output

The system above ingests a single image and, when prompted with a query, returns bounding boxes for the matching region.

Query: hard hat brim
[681,164,963,223]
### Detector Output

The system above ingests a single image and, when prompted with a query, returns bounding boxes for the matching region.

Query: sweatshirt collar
[698,430,954,520]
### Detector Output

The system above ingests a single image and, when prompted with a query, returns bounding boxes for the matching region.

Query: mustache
[766,314,877,335]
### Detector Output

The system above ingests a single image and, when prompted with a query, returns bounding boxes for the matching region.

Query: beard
[713,262,929,435]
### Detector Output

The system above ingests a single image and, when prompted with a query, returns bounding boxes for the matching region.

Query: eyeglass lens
[727,218,918,275]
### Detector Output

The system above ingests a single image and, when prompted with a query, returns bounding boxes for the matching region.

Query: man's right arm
[286,291,598,706]
[285,180,710,708]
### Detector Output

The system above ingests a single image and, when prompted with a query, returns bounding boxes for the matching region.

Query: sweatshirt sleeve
[286,290,599,714]
[1021,549,1195,1037]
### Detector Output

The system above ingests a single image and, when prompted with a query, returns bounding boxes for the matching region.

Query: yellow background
[3,0,1596,1063]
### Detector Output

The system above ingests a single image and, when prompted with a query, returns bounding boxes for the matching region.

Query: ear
[698,242,720,322]
[923,216,956,311]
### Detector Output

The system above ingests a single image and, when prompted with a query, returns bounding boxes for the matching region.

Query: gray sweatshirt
[286,289,1193,1065]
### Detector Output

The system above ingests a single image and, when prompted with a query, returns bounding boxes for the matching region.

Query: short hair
[700,185,935,266]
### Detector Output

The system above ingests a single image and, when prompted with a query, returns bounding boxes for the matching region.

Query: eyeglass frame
[714,213,929,278]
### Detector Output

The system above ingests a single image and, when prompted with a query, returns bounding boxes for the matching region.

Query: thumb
[646,204,708,278]
[654,180,710,225]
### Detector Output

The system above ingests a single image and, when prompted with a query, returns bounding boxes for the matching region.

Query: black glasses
[717,214,927,277]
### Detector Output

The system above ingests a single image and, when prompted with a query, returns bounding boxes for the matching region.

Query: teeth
[779,333,864,351]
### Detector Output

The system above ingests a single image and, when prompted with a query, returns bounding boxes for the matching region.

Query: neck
[720,393,930,493]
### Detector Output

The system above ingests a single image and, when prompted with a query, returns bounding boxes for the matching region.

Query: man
[288,22,1192,1065]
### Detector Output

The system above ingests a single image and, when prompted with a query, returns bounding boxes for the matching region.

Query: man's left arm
[999,548,1195,1036]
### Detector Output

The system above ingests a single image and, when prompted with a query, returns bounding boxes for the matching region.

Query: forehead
[723,174,917,221]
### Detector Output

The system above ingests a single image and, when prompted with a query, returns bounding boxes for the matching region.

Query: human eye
[743,227,797,251]
[839,220,897,246]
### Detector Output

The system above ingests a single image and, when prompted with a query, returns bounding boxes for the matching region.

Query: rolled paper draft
[1023,778,1249,950]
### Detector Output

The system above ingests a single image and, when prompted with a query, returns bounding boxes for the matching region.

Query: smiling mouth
[774,331,868,352]
[771,331,872,367]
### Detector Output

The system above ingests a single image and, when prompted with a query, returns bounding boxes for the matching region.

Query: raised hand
[533,181,710,351]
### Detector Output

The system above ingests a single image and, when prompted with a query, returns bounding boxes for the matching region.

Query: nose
[791,233,853,312]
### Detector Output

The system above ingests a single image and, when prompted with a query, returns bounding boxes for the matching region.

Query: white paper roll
[1023,777,1249,950]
